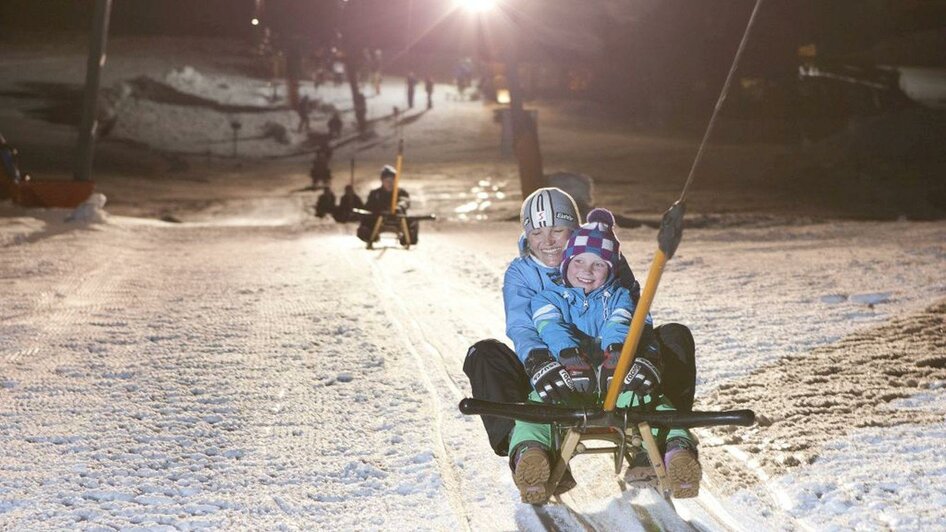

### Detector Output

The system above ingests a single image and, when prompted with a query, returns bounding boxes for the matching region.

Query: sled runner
[352,208,436,250]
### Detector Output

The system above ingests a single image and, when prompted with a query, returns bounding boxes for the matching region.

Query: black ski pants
[462,323,697,456]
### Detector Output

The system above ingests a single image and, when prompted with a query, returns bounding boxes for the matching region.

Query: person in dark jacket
[296,94,311,133]
[406,72,418,109]
[327,112,343,139]
[356,165,418,245]
[424,76,434,109]
[314,186,337,218]
[333,185,364,223]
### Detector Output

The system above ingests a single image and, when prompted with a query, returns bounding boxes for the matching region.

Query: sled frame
[549,419,670,497]
[353,209,434,250]
[367,214,414,250]
[458,398,754,501]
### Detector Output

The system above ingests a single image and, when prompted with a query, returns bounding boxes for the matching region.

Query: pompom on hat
[560,208,621,280]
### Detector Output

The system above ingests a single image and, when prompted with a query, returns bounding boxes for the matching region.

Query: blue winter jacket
[502,235,642,364]
[530,277,659,361]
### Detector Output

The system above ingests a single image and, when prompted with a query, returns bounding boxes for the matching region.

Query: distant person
[328,112,343,139]
[0,134,23,184]
[314,187,337,218]
[424,76,434,109]
[309,142,333,187]
[356,165,418,245]
[333,184,365,223]
[406,72,418,109]
[353,92,367,133]
[296,94,311,133]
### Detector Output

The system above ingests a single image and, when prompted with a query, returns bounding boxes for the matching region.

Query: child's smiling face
[566,252,610,294]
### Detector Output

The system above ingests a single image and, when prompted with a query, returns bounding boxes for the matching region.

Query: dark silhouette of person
[406,72,417,109]
[296,94,311,133]
[309,142,333,187]
[425,76,434,109]
[314,187,337,218]
[334,184,365,223]
[328,112,343,139]
[353,92,367,133]
[0,134,23,185]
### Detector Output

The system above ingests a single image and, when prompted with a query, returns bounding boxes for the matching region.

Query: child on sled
[511,208,701,504]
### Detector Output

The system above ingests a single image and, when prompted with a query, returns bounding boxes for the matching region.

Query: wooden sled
[459,398,755,502]
[352,208,436,250]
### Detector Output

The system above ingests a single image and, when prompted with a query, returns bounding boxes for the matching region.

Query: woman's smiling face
[566,252,610,293]
[526,226,572,267]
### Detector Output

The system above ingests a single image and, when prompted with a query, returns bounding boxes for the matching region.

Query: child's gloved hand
[525,349,577,404]
[600,343,663,396]
[557,348,596,395]
[623,353,662,396]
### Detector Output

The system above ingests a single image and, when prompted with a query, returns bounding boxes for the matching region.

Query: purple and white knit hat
[560,208,620,279]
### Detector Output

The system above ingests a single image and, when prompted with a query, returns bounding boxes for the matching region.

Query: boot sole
[514,449,551,505]
[667,451,702,499]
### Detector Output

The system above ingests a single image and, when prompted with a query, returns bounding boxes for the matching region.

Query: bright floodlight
[250,18,260,26]
[457,0,496,12]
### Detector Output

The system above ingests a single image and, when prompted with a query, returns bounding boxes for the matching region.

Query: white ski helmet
[380,165,397,179]
[520,187,580,232]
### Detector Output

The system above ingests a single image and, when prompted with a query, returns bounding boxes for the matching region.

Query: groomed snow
[2,36,945,531]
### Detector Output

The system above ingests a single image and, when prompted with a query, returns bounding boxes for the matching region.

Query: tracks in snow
[360,251,474,531]
[358,231,759,532]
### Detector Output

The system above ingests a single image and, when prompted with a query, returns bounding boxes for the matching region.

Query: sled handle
[459,398,755,428]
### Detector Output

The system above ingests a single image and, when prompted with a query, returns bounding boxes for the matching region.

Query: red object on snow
[12,178,96,208]
[1,138,94,208]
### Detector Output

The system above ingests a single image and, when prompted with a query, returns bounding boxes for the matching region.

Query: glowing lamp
[496,89,510,104]
[456,0,496,12]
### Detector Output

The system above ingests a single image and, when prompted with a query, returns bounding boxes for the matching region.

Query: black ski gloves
[525,349,578,404]
[600,343,663,397]
[557,348,595,395]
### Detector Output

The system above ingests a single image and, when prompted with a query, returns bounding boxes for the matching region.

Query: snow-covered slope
[2,36,946,531]
[1,213,944,530]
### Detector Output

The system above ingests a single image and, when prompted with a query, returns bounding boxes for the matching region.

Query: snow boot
[664,438,701,499]
[512,442,551,505]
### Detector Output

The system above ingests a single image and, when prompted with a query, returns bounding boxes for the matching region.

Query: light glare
[457,0,495,12]
[250,18,260,26]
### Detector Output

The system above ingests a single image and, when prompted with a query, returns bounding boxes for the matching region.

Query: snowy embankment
[1,211,944,530]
